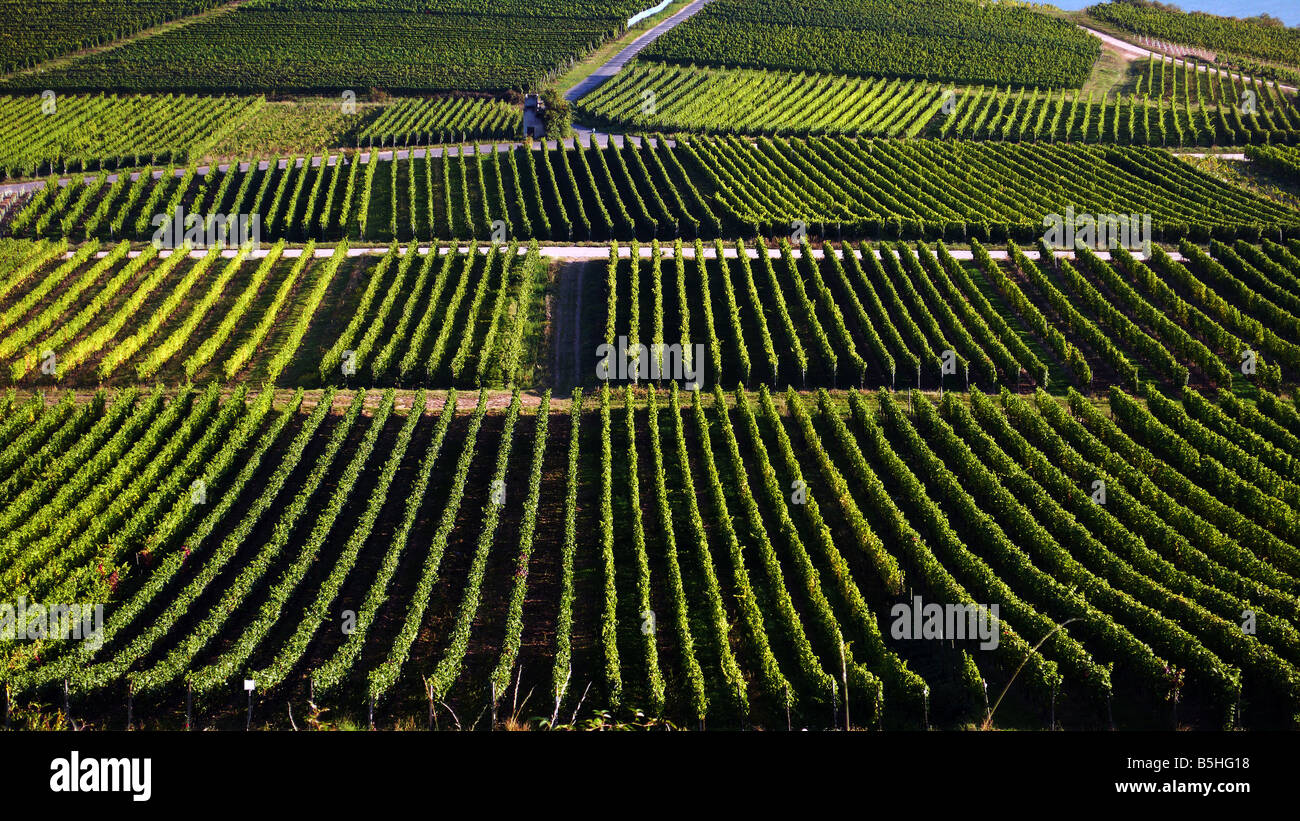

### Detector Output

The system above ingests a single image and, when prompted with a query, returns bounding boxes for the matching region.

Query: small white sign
[244,680,255,691]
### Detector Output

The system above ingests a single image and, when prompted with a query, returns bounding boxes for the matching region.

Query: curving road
[1078,23,1298,94]
[564,0,713,104]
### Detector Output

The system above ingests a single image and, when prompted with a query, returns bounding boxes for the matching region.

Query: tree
[540,88,572,138]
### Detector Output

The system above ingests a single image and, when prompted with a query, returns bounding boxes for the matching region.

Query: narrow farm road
[551,258,593,389]
[1077,24,1298,93]
[564,0,712,104]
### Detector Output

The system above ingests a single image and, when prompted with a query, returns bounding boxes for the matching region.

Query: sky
[1052,1,1300,27]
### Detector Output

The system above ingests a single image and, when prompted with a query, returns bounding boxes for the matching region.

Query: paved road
[564,0,713,104]
[1078,24,1298,94]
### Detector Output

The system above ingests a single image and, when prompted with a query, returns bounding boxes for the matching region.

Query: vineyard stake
[246,684,254,731]
[368,696,375,730]
[785,684,791,732]
[126,683,133,731]
[490,683,498,730]
[185,683,192,731]
[831,685,838,732]
[512,666,523,720]
[569,681,591,726]
[840,642,850,732]
[552,669,571,727]
[2,683,9,730]
[1049,683,1057,731]
[63,678,70,727]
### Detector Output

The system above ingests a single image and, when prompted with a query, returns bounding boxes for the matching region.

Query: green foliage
[1090,1,1300,68]
[6,4,631,94]
[641,0,1100,88]
[0,0,224,74]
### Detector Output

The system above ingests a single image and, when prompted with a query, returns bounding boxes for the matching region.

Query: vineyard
[679,137,1298,239]
[1246,143,1300,184]
[576,64,945,137]
[357,97,523,146]
[4,0,1300,744]
[575,60,1300,146]
[934,76,1299,146]
[7,137,1299,244]
[0,94,265,179]
[0,240,554,389]
[0,0,225,74]
[589,237,1300,393]
[0,2,638,94]
[9,235,1300,400]
[1089,1,1300,69]
[0,240,352,386]
[638,0,1101,88]
[0,382,1297,730]
[314,241,547,388]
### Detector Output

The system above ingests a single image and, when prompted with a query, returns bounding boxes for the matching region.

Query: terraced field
[1,0,648,94]
[4,382,1300,731]
[3,0,1300,742]
[575,59,1300,146]
[0,94,265,179]
[7,138,1299,244]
